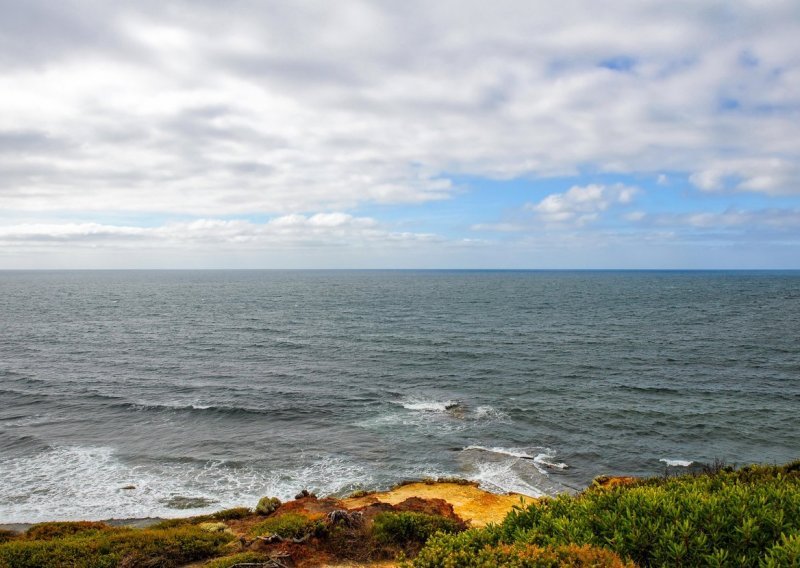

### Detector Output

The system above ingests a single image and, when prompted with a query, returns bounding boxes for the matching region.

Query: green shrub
[250,513,317,539]
[204,551,268,567]
[413,535,633,567]
[413,462,800,567]
[372,511,462,547]
[0,531,16,545]
[152,515,214,529]
[212,507,252,521]
[255,496,281,516]
[761,533,800,568]
[24,521,111,541]
[0,525,232,568]
[149,507,250,530]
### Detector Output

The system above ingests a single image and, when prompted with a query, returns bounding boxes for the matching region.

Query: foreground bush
[0,525,232,568]
[250,513,319,539]
[413,462,800,567]
[414,533,633,567]
[373,511,462,548]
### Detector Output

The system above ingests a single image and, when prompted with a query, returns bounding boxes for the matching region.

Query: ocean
[1,270,798,523]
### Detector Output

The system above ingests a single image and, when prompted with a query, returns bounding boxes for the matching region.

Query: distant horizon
[3,267,800,272]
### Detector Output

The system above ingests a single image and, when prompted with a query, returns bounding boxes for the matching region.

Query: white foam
[464,445,534,459]
[130,400,215,411]
[357,411,470,434]
[533,453,569,470]
[468,460,546,498]
[463,445,569,477]
[0,445,375,523]
[660,458,694,467]
[400,400,460,412]
[474,406,511,422]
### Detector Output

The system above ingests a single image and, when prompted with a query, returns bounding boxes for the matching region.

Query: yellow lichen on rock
[342,482,531,527]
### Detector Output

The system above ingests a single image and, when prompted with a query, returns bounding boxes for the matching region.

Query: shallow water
[1,270,798,522]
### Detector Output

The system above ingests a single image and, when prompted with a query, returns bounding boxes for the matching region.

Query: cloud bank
[0,0,798,267]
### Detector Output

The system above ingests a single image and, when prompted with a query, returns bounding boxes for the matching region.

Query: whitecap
[473,406,511,422]
[399,399,460,412]
[660,458,694,467]
[533,453,569,470]
[463,446,569,473]
[463,445,534,459]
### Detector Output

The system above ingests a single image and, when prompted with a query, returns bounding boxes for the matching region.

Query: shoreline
[0,478,536,533]
[0,479,532,533]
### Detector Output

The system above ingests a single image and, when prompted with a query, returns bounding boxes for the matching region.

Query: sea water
[1,270,798,522]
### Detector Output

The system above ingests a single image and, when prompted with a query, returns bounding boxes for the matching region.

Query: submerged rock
[160,495,217,509]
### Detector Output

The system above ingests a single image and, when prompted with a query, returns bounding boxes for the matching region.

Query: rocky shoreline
[0,479,533,567]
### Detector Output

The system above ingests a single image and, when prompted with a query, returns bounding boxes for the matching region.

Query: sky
[1,0,799,269]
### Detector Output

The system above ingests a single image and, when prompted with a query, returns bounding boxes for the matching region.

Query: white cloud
[0,214,439,248]
[0,0,798,221]
[0,1,799,267]
[526,183,638,225]
[627,208,800,230]
[689,158,798,194]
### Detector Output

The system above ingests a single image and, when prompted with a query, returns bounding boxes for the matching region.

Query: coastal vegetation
[1,462,798,567]
[412,461,800,567]
[0,524,232,568]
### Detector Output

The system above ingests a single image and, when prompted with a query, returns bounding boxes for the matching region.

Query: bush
[212,507,252,521]
[413,536,633,567]
[255,496,281,516]
[372,511,462,547]
[0,525,232,568]
[413,462,800,567]
[762,533,800,568]
[0,531,16,545]
[24,521,111,541]
[250,513,318,539]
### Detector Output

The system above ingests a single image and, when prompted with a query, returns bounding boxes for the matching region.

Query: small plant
[372,511,462,547]
[198,522,229,533]
[255,496,282,516]
[250,513,318,539]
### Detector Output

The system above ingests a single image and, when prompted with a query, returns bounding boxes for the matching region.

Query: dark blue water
[1,270,798,522]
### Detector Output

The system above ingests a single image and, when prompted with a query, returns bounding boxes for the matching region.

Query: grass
[204,550,270,567]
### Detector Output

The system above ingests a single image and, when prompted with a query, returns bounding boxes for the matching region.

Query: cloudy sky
[1,0,799,268]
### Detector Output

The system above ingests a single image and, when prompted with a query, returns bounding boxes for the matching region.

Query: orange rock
[343,482,531,527]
